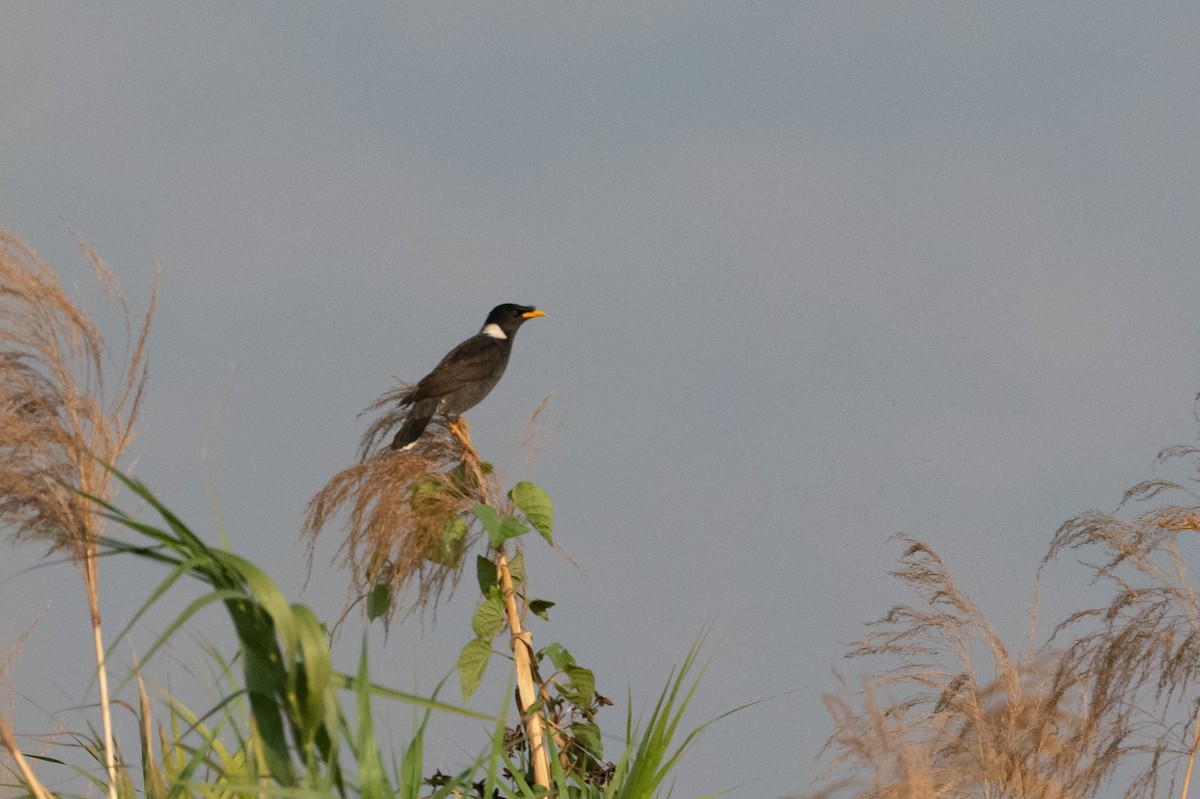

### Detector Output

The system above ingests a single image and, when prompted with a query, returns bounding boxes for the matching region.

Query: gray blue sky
[2,4,1199,796]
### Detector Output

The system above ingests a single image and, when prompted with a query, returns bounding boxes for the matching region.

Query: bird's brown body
[390,304,544,450]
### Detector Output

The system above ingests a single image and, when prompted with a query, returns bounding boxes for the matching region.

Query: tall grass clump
[93,467,496,798]
[806,536,1093,799]
[0,230,156,799]
[1042,399,1200,799]
[809,398,1200,799]
[0,228,729,798]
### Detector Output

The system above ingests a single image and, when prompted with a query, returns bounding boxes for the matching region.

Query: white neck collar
[481,323,507,339]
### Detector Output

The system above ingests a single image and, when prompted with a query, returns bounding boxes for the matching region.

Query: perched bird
[390,303,546,451]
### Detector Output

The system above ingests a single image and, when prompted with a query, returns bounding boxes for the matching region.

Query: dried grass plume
[1041,409,1200,799]
[804,536,1094,799]
[0,228,156,799]
[0,229,155,560]
[304,400,505,622]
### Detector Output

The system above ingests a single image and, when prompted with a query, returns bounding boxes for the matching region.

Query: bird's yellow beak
[522,309,546,319]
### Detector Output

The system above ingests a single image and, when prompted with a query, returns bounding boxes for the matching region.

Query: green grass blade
[353,636,393,799]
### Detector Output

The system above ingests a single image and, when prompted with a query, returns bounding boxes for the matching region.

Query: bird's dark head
[481,304,545,339]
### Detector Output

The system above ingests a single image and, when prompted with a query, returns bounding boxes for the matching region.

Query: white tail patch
[482,323,507,339]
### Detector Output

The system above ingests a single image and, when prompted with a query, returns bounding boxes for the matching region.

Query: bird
[389,303,546,451]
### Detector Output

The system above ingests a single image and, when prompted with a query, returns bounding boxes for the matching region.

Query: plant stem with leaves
[497,546,551,787]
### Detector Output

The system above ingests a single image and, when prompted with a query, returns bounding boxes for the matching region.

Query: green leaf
[564,665,596,706]
[476,556,498,595]
[529,599,555,621]
[411,474,442,493]
[497,515,529,543]
[445,515,468,545]
[399,714,426,799]
[510,481,553,545]
[354,637,393,799]
[570,721,604,760]
[427,516,468,567]
[329,673,493,720]
[509,551,525,586]
[410,475,455,522]
[477,503,529,548]
[471,596,506,640]
[289,603,335,744]
[543,642,576,671]
[456,638,492,702]
[452,459,493,486]
[367,583,390,622]
[474,503,501,536]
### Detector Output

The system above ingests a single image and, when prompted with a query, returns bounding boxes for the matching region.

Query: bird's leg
[449,417,486,495]
[448,416,474,450]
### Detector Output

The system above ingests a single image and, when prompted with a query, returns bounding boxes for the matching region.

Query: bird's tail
[389,413,431,451]
[356,384,422,459]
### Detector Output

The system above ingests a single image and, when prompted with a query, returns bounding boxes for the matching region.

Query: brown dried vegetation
[0,230,154,559]
[0,229,156,799]
[1041,428,1200,799]
[808,536,1093,799]
[303,399,501,621]
[809,402,1200,799]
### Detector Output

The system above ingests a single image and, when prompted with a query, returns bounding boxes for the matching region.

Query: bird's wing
[413,335,505,398]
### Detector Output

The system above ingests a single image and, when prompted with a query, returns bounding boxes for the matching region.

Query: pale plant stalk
[497,548,551,788]
[0,230,155,799]
[452,420,551,788]
[79,460,117,799]
[1182,704,1200,799]
[0,714,54,799]
[86,558,118,799]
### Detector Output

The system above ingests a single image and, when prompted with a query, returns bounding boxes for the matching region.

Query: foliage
[0,470,724,798]
[0,228,730,799]
[93,466,491,796]
[456,497,609,787]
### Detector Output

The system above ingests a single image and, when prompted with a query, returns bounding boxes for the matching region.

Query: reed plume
[304,401,498,622]
[1043,409,1200,799]
[0,229,156,799]
[807,536,1093,799]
